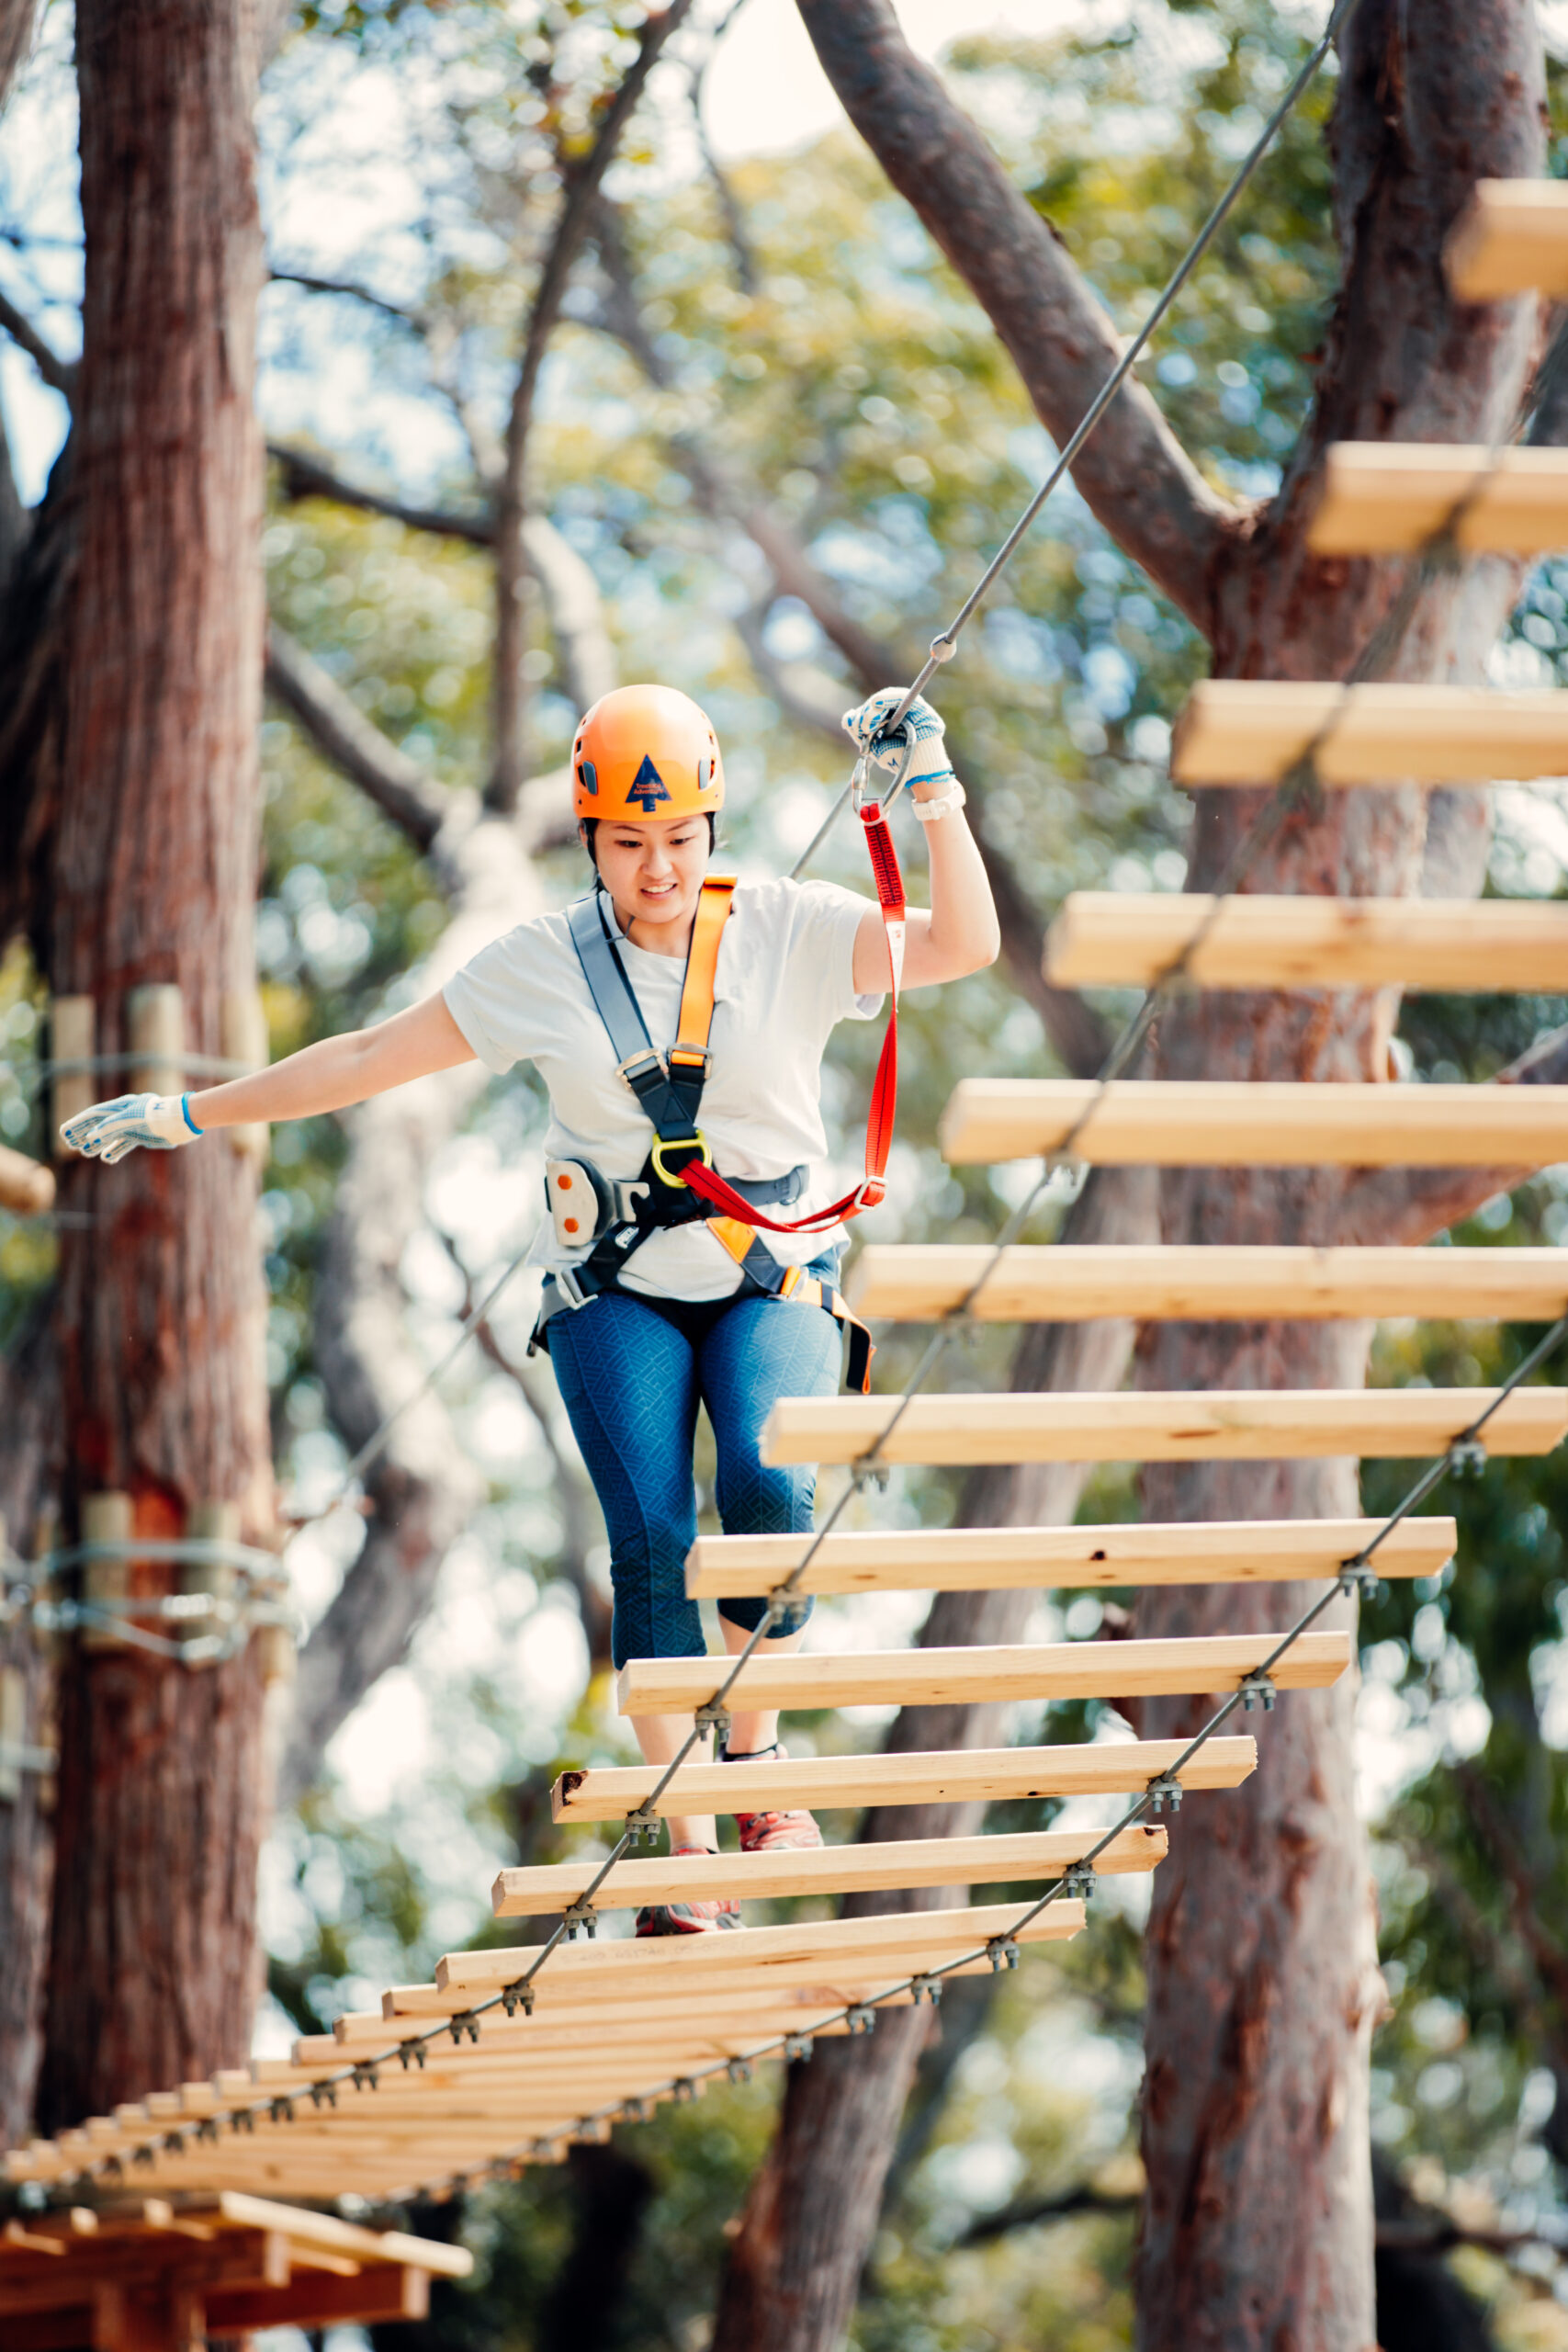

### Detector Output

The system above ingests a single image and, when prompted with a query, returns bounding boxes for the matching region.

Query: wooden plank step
[1042,891,1568,992]
[620,1631,1348,1717]
[684,1515,1454,1599]
[379,1963,1004,2027]
[938,1077,1568,1168]
[1170,682,1568,788]
[762,1386,1564,1469]
[434,1901,1085,1997]
[491,1826,1168,1917]
[1447,179,1568,300]
[1306,443,1568,558]
[549,1735,1256,1824]
[327,1984,931,2051]
[847,1244,1568,1324]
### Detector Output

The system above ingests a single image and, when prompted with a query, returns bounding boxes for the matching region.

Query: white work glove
[61,1093,203,1164]
[841,687,956,793]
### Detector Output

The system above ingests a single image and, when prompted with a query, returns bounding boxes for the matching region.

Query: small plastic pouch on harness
[545,1158,616,1250]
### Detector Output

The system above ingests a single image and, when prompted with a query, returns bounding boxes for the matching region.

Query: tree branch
[268,266,424,329]
[0,0,40,120]
[0,286,75,398]
[688,1,759,296]
[268,442,492,545]
[1337,1020,1568,1243]
[792,0,1239,634]
[490,0,699,811]
[264,621,449,853]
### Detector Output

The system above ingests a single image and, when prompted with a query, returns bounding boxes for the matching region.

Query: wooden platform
[938,1077,1568,1168]
[1042,890,1568,992]
[1447,178,1568,301]
[1306,443,1568,558]
[616,1629,1349,1717]
[761,1385,1565,1468]
[1170,682,1568,787]
[846,1243,1568,1324]
[549,1734,1257,1823]
[683,1515,1455,1598]
[0,2193,470,2349]
[491,1824,1168,1917]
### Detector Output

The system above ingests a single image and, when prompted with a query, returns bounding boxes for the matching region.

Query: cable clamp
[1239,1670,1277,1714]
[726,2056,753,2085]
[851,1459,890,1495]
[624,1802,662,1848]
[562,1895,599,1941]
[1145,1771,1184,1815]
[309,2081,338,2110]
[784,2033,814,2062]
[270,2097,296,2124]
[501,1980,536,2018]
[1063,1860,1096,1903]
[399,2038,428,2068]
[1337,1558,1381,1601]
[908,1974,943,2007]
[196,2117,221,2143]
[448,2010,481,2045]
[763,1589,809,1634]
[844,2005,876,2036]
[230,2107,255,2135]
[131,2143,157,2170]
[1450,1436,1488,1479]
[987,1937,1021,1973]
[164,2132,187,2157]
[694,1699,732,1747]
[351,2062,379,2092]
[619,2097,652,2123]
[670,2077,697,2105]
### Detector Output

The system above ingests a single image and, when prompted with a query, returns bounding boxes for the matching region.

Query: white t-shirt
[443,875,885,1300]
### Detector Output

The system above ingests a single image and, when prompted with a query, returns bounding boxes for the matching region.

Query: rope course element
[20,9,1568,2213]
[1,1535,292,1668]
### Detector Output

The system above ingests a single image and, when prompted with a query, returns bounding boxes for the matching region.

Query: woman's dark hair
[581,814,717,883]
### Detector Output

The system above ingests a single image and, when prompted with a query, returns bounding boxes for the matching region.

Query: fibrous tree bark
[723,3,1550,2345]
[33,0,272,2132]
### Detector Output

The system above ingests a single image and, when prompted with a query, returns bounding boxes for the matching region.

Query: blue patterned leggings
[546,1276,842,1668]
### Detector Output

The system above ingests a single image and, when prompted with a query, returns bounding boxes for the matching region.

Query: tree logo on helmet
[627,755,671,814]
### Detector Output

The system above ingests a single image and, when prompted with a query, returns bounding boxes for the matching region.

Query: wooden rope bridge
[6,168,1568,2249]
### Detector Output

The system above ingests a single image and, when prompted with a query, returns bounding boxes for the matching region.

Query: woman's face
[586,813,711,937]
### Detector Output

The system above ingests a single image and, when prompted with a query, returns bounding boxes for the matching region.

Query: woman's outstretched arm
[844,690,1000,994]
[62,994,476,1160]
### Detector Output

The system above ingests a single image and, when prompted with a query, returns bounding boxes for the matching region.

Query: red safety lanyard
[682,798,905,1232]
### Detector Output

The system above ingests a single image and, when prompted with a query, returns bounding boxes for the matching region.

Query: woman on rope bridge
[62,683,998,1934]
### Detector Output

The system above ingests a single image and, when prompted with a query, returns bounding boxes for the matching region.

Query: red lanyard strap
[683,801,905,1232]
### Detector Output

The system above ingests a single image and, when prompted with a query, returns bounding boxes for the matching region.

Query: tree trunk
[1132,9,1544,2344]
[711,1169,1158,2352]
[34,0,270,2133]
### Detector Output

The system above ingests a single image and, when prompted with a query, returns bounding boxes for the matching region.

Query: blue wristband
[180,1094,203,1136]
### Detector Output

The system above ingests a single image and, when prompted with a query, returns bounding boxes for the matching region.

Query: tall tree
[707,2,1550,2345]
[11,0,272,2132]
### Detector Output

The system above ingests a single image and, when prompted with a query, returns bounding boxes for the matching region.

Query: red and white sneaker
[635,1845,744,1938]
[728,1744,825,1855]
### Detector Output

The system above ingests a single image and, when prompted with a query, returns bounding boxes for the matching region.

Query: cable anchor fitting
[562,1895,599,1942]
[308,2082,338,2111]
[270,2097,296,2124]
[399,2039,427,2068]
[1450,1435,1488,1479]
[448,2010,481,2046]
[1239,1669,1276,1714]
[624,1802,662,1849]
[844,2005,877,2036]
[230,2107,255,2135]
[784,2033,814,2063]
[131,2143,157,2170]
[1146,1771,1184,1815]
[1063,1860,1096,1904]
[726,2057,753,2085]
[908,1974,943,2008]
[764,1589,809,1634]
[694,1698,731,1749]
[501,1980,536,2019]
[987,1937,1021,1973]
[850,1459,891,1497]
[670,2077,697,2105]
[1337,1557,1381,1602]
[351,2062,379,2092]
[619,2097,652,2123]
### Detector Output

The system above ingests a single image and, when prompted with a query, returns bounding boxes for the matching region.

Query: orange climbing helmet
[572,684,725,823]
